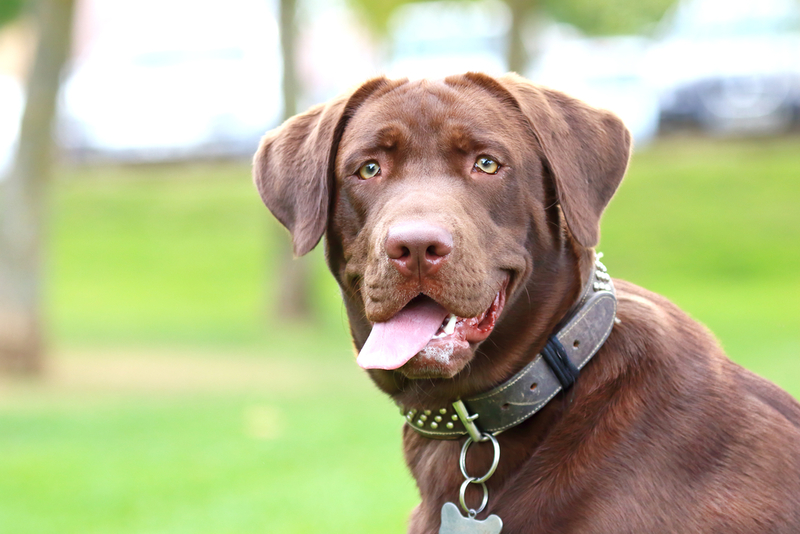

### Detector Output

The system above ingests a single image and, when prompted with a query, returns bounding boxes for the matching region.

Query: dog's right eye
[357,161,381,180]
[474,156,500,175]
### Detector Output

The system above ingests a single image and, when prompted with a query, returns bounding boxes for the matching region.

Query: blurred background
[0,0,798,532]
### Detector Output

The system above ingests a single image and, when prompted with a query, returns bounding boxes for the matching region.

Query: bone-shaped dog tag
[439,502,503,534]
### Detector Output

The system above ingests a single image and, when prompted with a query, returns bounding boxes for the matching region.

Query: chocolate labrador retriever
[254,73,800,533]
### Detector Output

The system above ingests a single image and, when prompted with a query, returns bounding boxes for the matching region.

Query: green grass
[49,163,271,346]
[0,352,417,534]
[601,136,800,395]
[0,136,799,533]
[48,162,348,349]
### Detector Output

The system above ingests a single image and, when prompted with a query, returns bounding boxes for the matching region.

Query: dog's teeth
[443,314,457,335]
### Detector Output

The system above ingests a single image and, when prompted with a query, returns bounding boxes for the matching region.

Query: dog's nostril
[385,237,412,261]
[426,242,451,259]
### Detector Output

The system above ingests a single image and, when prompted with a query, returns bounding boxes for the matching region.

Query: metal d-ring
[459,432,500,484]
[459,477,489,516]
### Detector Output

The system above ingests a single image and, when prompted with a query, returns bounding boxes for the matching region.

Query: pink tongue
[357,298,449,370]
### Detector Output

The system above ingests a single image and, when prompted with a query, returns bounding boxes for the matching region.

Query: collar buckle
[452,399,486,442]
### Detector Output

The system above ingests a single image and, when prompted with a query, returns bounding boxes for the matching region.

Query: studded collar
[399,254,617,440]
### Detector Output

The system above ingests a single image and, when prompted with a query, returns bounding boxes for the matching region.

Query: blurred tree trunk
[507,0,533,74]
[280,0,298,122]
[0,0,75,373]
[274,0,314,321]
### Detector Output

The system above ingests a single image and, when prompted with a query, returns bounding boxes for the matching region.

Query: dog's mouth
[356,279,507,376]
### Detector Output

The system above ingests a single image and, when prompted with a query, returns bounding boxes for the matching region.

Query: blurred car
[0,74,23,179]
[648,0,800,134]
[58,0,282,161]
[386,0,510,79]
[528,27,661,146]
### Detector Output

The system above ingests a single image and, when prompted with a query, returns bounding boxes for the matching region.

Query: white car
[59,0,282,160]
[528,28,661,146]
[647,0,800,134]
[386,0,510,79]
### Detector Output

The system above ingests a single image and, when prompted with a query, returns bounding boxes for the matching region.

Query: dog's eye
[357,161,381,180]
[474,156,499,174]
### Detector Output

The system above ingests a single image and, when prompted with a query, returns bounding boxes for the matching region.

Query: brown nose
[385,222,453,277]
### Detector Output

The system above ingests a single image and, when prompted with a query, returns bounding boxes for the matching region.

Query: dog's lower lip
[427,280,508,344]
[465,285,506,342]
[398,282,508,378]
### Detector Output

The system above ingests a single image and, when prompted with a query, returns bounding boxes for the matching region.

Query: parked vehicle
[528,27,661,146]
[386,0,510,79]
[58,0,282,161]
[648,0,800,134]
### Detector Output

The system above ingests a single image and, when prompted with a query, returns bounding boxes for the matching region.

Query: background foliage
[348,0,676,37]
[0,0,24,28]
[542,0,675,35]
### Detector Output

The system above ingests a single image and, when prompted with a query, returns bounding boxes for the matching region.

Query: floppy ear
[494,73,631,248]
[253,77,397,256]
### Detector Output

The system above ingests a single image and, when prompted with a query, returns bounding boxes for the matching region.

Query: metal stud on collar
[593,252,612,292]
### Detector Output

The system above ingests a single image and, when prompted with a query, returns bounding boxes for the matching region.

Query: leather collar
[399,253,617,440]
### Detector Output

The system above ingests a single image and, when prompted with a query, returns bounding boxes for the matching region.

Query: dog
[253,72,800,533]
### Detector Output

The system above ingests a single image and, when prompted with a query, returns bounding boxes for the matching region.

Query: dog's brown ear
[494,73,631,248]
[253,77,397,256]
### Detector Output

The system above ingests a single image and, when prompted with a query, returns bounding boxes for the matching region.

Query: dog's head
[254,73,630,401]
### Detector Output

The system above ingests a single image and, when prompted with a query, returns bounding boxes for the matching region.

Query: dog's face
[254,73,630,400]
[329,77,534,380]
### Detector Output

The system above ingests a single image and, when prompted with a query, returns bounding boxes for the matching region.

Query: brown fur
[254,72,800,533]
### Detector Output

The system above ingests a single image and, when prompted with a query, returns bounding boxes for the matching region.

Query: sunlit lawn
[0,351,417,534]
[0,136,798,533]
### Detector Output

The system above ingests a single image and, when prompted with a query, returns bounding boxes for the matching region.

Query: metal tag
[439,502,503,534]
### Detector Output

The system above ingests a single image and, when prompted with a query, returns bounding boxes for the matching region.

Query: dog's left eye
[357,161,381,180]
[474,156,500,174]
